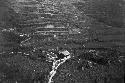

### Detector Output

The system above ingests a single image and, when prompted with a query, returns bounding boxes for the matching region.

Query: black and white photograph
[0,0,124,83]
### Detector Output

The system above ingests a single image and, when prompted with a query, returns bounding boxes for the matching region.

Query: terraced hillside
[0,0,124,83]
